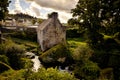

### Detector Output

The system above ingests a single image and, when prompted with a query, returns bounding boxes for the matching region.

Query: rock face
[37,12,66,51]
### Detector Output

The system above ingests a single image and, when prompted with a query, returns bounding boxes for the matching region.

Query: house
[37,12,66,51]
[3,18,16,26]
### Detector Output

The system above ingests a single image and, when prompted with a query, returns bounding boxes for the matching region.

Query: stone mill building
[37,12,66,51]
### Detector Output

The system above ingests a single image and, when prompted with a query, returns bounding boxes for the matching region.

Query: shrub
[0,55,10,73]
[66,29,81,38]
[0,69,26,80]
[0,68,77,80]
[20,58,33,69]
[73,45,93,61]
[11,29,37,42]
[0,55,9,64]
[4,40,25,54]
[3,39,25,69]
[0,43,6,55]
[28,68,77,80]
[74,61,100,80]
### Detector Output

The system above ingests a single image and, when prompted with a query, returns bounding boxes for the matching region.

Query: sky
[8,0,78,23]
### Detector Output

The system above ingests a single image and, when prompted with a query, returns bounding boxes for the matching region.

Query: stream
[25,52,72,73]
[25,52,42,72]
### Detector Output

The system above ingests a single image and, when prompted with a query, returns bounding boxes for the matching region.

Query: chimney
[48,12,58,19]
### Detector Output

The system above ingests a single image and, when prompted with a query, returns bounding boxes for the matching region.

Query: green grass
[11,38,38,47]
[9,38,39,52]
[67,38,87,51]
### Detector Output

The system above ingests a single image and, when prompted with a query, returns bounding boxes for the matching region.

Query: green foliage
[4,39,25,54]
[0,0,10,21]
[0,39,26,69]
[66,29,81,38]
[73,45,93,61]
[0,68,77,80]
[74,61,100,80]
[70,0,120,46]
[40,44,73,67]
[11,30,37,42]
[28,68,77,80]
[20,58,33,69]
[0,44,6,55]
[67,38,86,52]
[40,44,69,60]
[81,61,100,80]
[0,69,26,80]
[0,55,9,64]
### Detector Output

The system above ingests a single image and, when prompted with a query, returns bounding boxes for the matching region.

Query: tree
[69,0,120,46]
[0,0,10,43]
[0,0,10,21]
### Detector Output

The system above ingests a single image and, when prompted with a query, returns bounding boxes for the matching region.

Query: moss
[40,44,72,66]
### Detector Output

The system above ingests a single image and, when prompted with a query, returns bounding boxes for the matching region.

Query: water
[25,52,42,72]
[31,56,41,72]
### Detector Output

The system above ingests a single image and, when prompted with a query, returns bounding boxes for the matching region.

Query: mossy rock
[39,44,72,66]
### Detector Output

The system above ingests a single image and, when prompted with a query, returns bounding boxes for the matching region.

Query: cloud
[9,0,40,17]
[14,0,23,13]
[30,2,41,16]
[26,0,78,12]
[58,12,72,23]
[9,0,79,23]
[25,0,79,23]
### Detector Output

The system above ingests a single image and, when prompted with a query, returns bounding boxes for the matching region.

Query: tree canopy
[69,0,120,45]
[0,0,10,21]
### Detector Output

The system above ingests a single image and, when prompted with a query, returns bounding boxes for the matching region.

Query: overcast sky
[8,0,78,23]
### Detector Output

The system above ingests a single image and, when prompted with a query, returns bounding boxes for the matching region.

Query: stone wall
[37,12,66,52]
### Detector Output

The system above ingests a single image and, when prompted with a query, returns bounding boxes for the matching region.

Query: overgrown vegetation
[0,68,77,80]
[0,0,120,79]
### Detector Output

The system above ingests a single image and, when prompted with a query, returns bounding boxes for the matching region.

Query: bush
[0,43,6,55]
[4,40,25,54]
[11,29,37,42]
[0,55,10,73]
[2,39,25,69]
[20,58,33,69]
[28,68,77,80]
[0,68,77,80]
[0,55,9,64]
[0,69,26,80]
[73,45,93,61]
[74,61,100,80]
[66,29,81,38]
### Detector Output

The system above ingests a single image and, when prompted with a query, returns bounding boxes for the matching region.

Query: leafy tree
[69,0,120,46]
[0,0,10,21]
[0,0,10,43]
